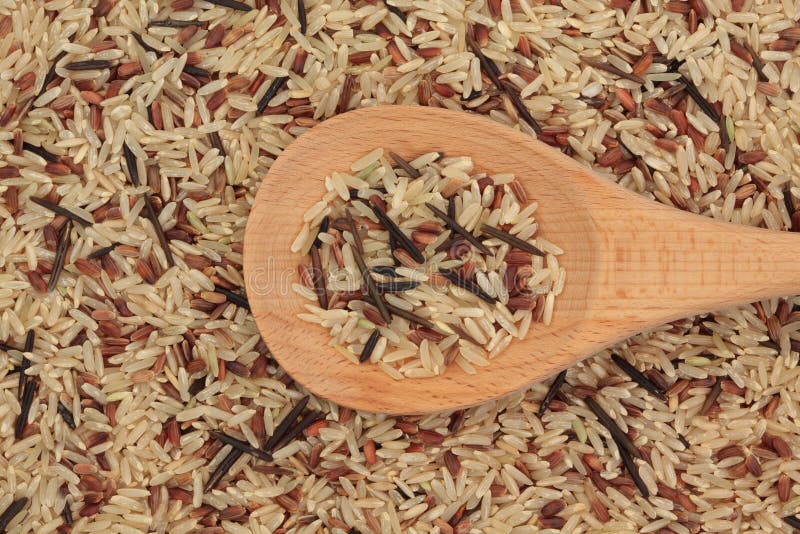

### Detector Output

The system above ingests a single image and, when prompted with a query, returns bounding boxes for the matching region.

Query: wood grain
[243,106,800,414]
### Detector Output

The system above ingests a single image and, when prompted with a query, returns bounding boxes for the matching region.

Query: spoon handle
[587,186,800,332]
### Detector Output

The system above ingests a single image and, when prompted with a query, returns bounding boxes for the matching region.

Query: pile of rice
[293,148,565,379]
[0,0,799,531]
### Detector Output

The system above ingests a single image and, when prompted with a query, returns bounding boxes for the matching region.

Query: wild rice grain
[22,142,58,162]
[87,243,119,260]
[360,330,381,363]
[206,0,253,10]
[143,193,175,267]
[57,401,76,430]
[539,370,568,416]
[213,286,250,311]
[425,202,491,255]
[297,0,307,34]
[585,397,641,459]
[309,246,329,310]
[439,268,496,304]
[14,379,36,439]
[611,354,667,400]
[149,19,203,28]
[64,59,116,71]
[617,439,649,498]
[389,152,421,179]
[30,197,93,227]
[700,377,722,416]
[480,224,545,257]
[0,498,27,533]
[17,330,34,399]
[210,431,273,462]
[48,221,72,292]
[370,204,425,264]
[272,410,321,450]
[256,77,288,115]
[203,449,243,492]
[784,516,800,530]
[263,396,310,452]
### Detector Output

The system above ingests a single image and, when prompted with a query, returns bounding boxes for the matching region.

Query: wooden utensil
[243,106,800,414]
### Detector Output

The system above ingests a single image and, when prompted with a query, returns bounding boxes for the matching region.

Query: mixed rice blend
[293,148,565,379]
[0,0,799,531]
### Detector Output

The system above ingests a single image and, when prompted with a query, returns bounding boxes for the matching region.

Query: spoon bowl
[244,106,800,414]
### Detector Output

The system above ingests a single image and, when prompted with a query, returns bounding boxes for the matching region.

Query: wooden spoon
[244,106,800,414]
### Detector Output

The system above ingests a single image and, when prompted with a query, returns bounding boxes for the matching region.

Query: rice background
[0,0,799,532]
